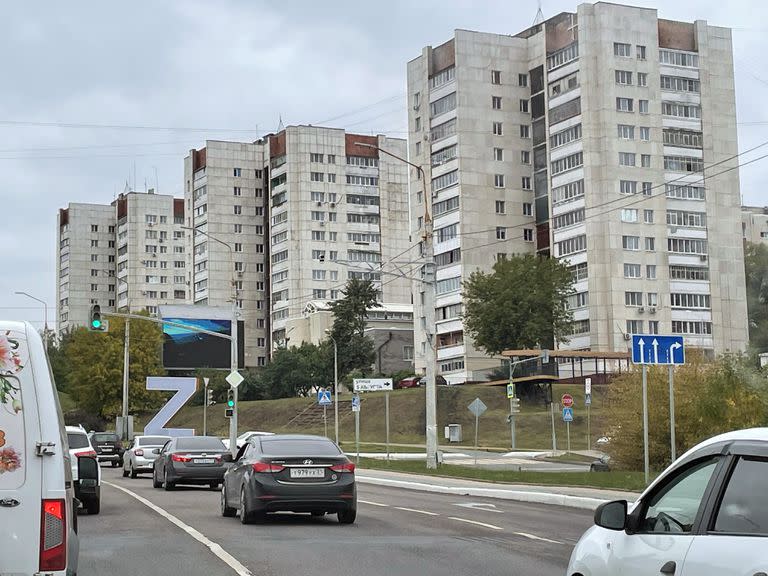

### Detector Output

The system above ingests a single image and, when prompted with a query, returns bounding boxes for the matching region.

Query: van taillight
[40,499,67,571]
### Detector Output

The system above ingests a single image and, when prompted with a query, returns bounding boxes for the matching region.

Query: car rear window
[93,433,119,443]
[67,432,91,449]
[176,437,226,450]
[138,436,170,447]
[260,439,341,456]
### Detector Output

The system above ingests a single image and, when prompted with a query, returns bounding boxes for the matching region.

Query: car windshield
[67,432,91,449]
[260,439,341,456]
[93,433,119,443]
[176,437,226,451]
[138,436,171,446]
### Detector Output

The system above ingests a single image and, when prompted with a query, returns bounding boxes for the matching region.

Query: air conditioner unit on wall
[649,307,657,314]
[623,333,631,341]
[638,307,645,314]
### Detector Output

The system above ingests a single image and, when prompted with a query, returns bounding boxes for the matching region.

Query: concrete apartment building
[56,190,186,332]
[742,205,768,245]
[407,2,748,383]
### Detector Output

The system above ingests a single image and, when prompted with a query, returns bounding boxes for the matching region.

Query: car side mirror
[77,456,99,484]
[594,500,628,531]
[222,453,234,463]
[152,448,161,455]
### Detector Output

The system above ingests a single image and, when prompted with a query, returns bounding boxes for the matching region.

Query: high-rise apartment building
[408,2,748,383]
[742,206,768,245]
[56,190,186,332]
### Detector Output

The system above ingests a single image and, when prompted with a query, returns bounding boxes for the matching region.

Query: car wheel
[163,469,175,491]
[221,487,236,518]
[86,497,101,515]
[130,464,138,479]
[152,469,162,488]
[239,487,264,524]
[122,467,129,478]
[590,464,597,472]
[111,460,119,468]
[337,508,356,524]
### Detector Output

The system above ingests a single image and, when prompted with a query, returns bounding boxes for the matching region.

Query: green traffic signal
[227,399,235,407]
[91,319,102,329]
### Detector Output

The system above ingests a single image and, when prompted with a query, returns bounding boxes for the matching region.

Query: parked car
[66,425,102,514]
[222,430,274,451]
[222,434,357,524]
[595,436,611,447]
[590,454,611,472]
[419,375,449,386]
[396,376,420,389]
[88,431,124,467]
[568,427,768,576]
[0,321,98,576]
[122,435,171,478]
[152,436,231,490]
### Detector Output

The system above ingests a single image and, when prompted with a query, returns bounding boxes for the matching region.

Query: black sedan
[152,436,231,491]
[221,434,356,524]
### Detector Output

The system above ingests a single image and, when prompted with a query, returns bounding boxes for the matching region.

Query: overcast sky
[2,0,766,329]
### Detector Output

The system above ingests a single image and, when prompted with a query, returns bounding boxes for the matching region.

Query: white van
[0,321,98,575]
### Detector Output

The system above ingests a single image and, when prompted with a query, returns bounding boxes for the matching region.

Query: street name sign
[353,378,393,392]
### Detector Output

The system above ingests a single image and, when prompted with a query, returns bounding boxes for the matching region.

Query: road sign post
[585,378,591,450]
[508,364,517,450]
[202,377,210,436]
[468,398,487,466]
[669,365,676,462]
[385,391,390,462]
[323,405,328,439]
[352,394,361,464]
[642,364,649,484]
[562,404,574,454]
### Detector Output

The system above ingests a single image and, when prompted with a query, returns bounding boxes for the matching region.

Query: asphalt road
[77,467,592,576]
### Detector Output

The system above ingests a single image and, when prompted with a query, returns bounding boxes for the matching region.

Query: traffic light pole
[230,297,238,458]
[505,350,550,451]
[122,317,130,441]
[203,378,209,437]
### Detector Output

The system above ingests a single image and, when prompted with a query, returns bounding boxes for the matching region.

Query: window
[571,319,590,335]
[570,262,588,282]
[328,173,336,183]
[436,276,461,294]
[494,174,505,188]
[624,263,642,278]
[620,180,637,195]
[646,292,658,307]
[430,92,457,117]
[621,208,638,222]
[623,235,640,250]
[521,176,531,190]
[641,154,651,168]
[645,237,656,252]
[436,223,458,242]
[626,320,643,334]
[346,155,379,168]
[671,293,711,309]
[668,238,707,255]
[615,70,632,85]
[234,243,243,253]
[669,265,709,281]
[346,175,378,186]
[233,186,241,197]
[553,208,585,229]
[566,292,589,310]
[310,153,324,163]
[327,154,336,164]
[429,66,455,89]
[310,172,324,182]
[663,129,703,148]
[520,150,531,164]
[550,124,582,148]
[311,230,325,241]
[431,118,456,142]
[618,124,634,140]
[91,224,99,232]
[272,250,289,264]
[614,42,631,57]
[523,228,534,242]
[90,254,98,262]
[647,320,659,334]
[640,127,650,141]
[552,180,584,204]
[662,102,701,119]
[659,49,699,68]
[518,73,527,86]
[642,182,653,196]
[431,170,459,193]
[660,75,700,93]
[672,320,712,335]
[643,210,654,224]
[664,156,704,173]
[519,99,529,113]
[520,125,530,138]
[666,184,706,200]
[328,212,337,222]
[625,291,643,307]
[312,270,326,281]
[435,248,461,268]
[433,196,460,216]
[713,457,768,534]
[551,151,583,175]
[311,211,325,222]
[234,205,242,215]
[431,144,457,167]
[492,96,502,110]
[90,283,98,291]
[233,168,242,177]
[487,69,501,85]
[637,45,646,60]
[496,227,506,240]
[616,97,633,112]
[494,148,504,161]
[639,100,649,114]
[522,202,532,216]
[493,121,503,136]
[619,152,636,166]
[90,239,99,247]
[555,234,587,257]
[495,200,506,214]
[637,72,647,87]
[547,41,578,70]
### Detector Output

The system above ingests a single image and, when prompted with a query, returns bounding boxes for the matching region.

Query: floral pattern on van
[0,446,21,474]
[0,332,25,414]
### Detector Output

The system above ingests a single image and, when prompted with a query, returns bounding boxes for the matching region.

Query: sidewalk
[356,468,639,511]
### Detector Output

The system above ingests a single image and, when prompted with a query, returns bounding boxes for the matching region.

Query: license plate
[290,467,324,479]
[194,458,215,464]
[101,447,113,452]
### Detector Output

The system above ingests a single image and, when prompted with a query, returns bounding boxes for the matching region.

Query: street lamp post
[182,226,239,456]
[325,330,339,444]
[354,142,438,469]
[15,291,49,347]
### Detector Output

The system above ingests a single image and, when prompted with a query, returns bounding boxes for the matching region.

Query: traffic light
[225,388,235,417]
[206,388,215,407]
[89,305,107,331]
[510,397,521,415]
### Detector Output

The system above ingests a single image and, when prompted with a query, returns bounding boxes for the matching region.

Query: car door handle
[660,561,676,575]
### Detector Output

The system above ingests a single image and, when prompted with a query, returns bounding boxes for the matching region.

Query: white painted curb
[356,475,634,511]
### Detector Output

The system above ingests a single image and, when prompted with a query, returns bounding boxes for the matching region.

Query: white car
[65,425,102,514]
[123,435,171,478]
[222,430,274,451]
[567,427,768,576]
[0,320,98,575]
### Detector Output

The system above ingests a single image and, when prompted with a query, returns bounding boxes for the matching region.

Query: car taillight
[134,449,144,456]
[76,450,97,458]
[252,462,285,473]
[40,499,67,572]
[329,462,356,473]
[171,454,192,462]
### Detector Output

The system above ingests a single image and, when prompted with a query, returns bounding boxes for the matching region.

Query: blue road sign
[351,394,361,412]
[585,393,592,406]
[631,334,685,365]
[562,407,574,422]
[317,389,332,406]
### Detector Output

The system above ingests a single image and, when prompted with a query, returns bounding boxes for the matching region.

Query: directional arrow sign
[631,334,685,365]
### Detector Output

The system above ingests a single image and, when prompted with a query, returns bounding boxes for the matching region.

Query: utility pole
[325,330,339,444]
[15,291,49,348]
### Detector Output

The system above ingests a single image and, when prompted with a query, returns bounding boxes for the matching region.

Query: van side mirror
[594,500,628,531]
[77,456,99,483]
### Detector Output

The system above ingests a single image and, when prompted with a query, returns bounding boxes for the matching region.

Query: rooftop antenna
[153,165,159,194]
[277,114,285,132]
[533,0,545,25]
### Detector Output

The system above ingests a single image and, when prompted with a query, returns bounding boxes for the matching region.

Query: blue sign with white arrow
[631,335,685,365]
[317,389,332,406]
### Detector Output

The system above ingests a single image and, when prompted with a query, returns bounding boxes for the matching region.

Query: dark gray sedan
[221,434,357,524]
[152,436,231,491]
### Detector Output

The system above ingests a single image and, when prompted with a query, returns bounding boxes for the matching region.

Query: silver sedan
[122,435,171,478]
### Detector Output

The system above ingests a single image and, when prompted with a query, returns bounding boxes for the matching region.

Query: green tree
[258,342,332,399]
[328,279,379,377]
[745,242,768,354]
[462,254,575,355]
[66,314,167,419]
[47,327,75,392]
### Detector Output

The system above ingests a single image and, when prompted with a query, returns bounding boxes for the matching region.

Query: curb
[356,475,634,511]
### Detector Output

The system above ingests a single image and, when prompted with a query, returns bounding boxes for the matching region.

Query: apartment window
[328,173,336,183]
[671,293,711,309]
[436,223,458,243]
[648,320,659,334]
[662,102,701,118]
[436,276,461,295]
[639,100,649,114]
[413,91,421,110]
[659,49,699,68]
[523,228,534,242]
[625,291,643,306]
[90,224,98,232]
[521,176,532,190]
[493,122,503,136]
[618,124,635,140]
[666,184,706,200]
[492,96,502,110]
[647,292,658,307]
[519,99,529,113]
[90,239,99,248]
[667,210,707,228]
[311,230,325,241]
[256,263,264,272]
[660,75,701,93]
[552,179,584,204]
[522,202,532,216]
[646,264,657,279]
[312,270,326,281]
[614,42,631,57]
[330,270,339,281]
[643,210,654,224]
[637,72,648,87]
[433,196,460,216]
[234,223,242,233]
[627,320,644,334]
[624,263,642,278]
[233,168,242,177]
[346,155,379,168]
[90,254,98,262]
[645,237,656,251]
[670,265,709,281]
[551,151,583,175]
[637,45,646,60]
[570,262,588,282]
[496,227,507,240]
[622,235,640,250]
[642,182,653,196]
[328,212,337,222]
[494,147,504,161]
[144,230,158,240]
[518,73,528,87]
[571,319,591,335]
[310,172,324,182]
[619,152,636,166]
[108,255,115,263]
[668,237,707,255]
[346,174,378,186]
[520,150,531,164]
[620,180,637,195]
[233,187,241,196]
[621,209,638,223]
[664,156,704,173]
[194,204,207,217]
[234,205,242,215]
[663,129,703,148]
[234,243,243,253]
[553,208,585,229]
[431,144,457,167]
[616,97,633,112]
[615,70,633,85]
[555,234,587,257]
[272,270,288,284]
[311,211,325,222]
[272,250,289,263]
[494,174,505,188]
[310,153,324,163]
[495,200,506,214]
[430,92,457,117]
[547,41,579,70]
[672,321,712,335]
[566,292,589,310]
[641,154,651,168]
[640,127,650,141]
[90,283,98,291]
[108,240,115,248]
[520,125,530,138]
[312,289,326,299]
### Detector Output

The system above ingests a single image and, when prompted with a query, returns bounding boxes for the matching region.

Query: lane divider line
[104,481,252,576]
[447,516,503,530]
[358,499,390,507]
[513,531,563,544]
[394,506,440,516]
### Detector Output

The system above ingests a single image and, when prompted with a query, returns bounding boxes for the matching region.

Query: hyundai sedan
[152,436,231,490]
[221,434,356,524]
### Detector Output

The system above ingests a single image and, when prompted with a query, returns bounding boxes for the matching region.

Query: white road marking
[454,502,503,513]
[395,506,439,516]
[513,531,563,544]
[104,482,251,576]
[448,516,503,530]
[358,499,390,507]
